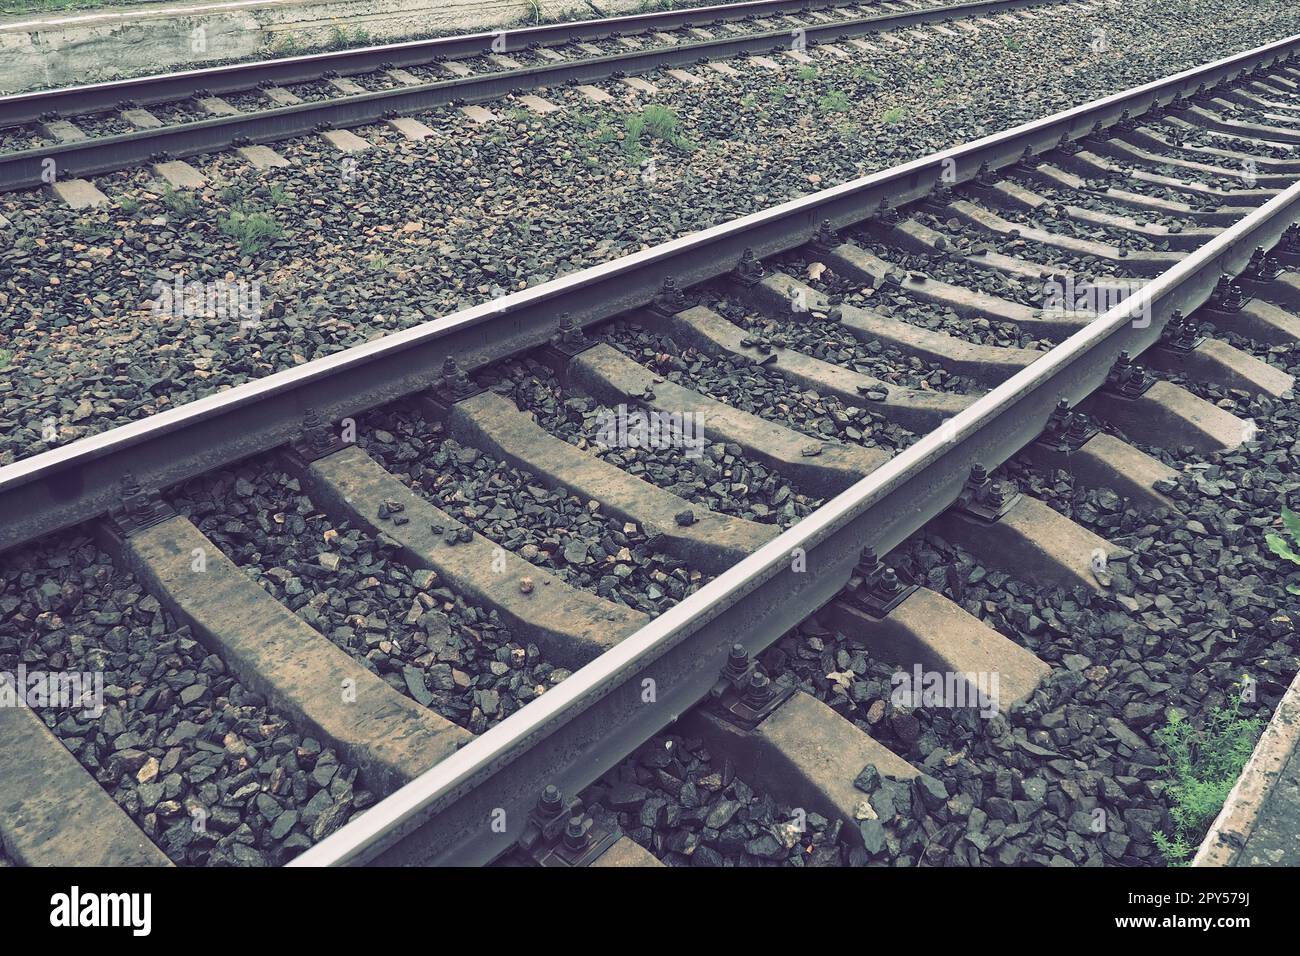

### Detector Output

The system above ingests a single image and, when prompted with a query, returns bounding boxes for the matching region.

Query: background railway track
[3,35,1300,867]
[0,0,1052,191]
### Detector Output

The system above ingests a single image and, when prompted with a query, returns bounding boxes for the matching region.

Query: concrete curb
[0,0,650,92]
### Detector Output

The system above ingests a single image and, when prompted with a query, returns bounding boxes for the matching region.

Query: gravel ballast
[4,0,1300,465]
[169,462,568,734]
[582,732,852,866]
[701,277,982,393]
[357,404,709,615]
[491,358,826,528]
[604,319,917,450]
[747,328,1300,866]
[0,533,366,866]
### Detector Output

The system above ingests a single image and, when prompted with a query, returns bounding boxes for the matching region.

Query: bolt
[878,568,902,595]
[742,670,773,708]
[120,471,142,500]
[563,815,591,851]
[987,480,1015,509]
[538,784,564,817]
[724,643,749,679]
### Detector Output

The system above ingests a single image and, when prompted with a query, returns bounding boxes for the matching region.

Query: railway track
[3,28,1300,868]
[0,0,1055,193]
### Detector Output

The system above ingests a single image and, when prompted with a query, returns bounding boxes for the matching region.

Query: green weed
[818,89,851,114]
[219,209,283,254]
[622,105,694,163]
[159,185,199,217]
[1265,506,1300,594]
[1152,694,1262,865]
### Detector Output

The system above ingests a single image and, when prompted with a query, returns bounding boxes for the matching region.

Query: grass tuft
[159,185,199,218]
[622,105,695,163]
[1152,694,1262,865]
[818,89,851,114]
[219,209,283,254]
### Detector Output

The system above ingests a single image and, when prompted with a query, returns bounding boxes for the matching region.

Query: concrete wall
[0,0,652,93]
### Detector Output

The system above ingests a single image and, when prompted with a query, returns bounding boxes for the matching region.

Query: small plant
[327,25,371,49]
[2,0,83,13]
[643,105,691,144]
[117,195,141,214]
[622,105,694,163]
[853,66,883,85]
[159,185,199,217]
[588,120,618,145]
[267,183,291,206]
[0,349,12,369]
[1005,36,1023,51]
[796,65,818,82]
[1152,693,1262,865]
[1265,507,1300,594]
[881,106,906,125]
[220,209,283,254]
[623,114,647,162]
[74,216,112,241]
[818,89,851,114]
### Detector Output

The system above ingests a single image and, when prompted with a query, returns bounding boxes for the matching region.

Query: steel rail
[0,0,1053,192]
[0,0,986,124]
[293,174,1300,867]
[0,35,1295,560]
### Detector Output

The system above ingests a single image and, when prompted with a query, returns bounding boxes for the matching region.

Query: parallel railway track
[3,27,1300,868]
[0,0,1056,192]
